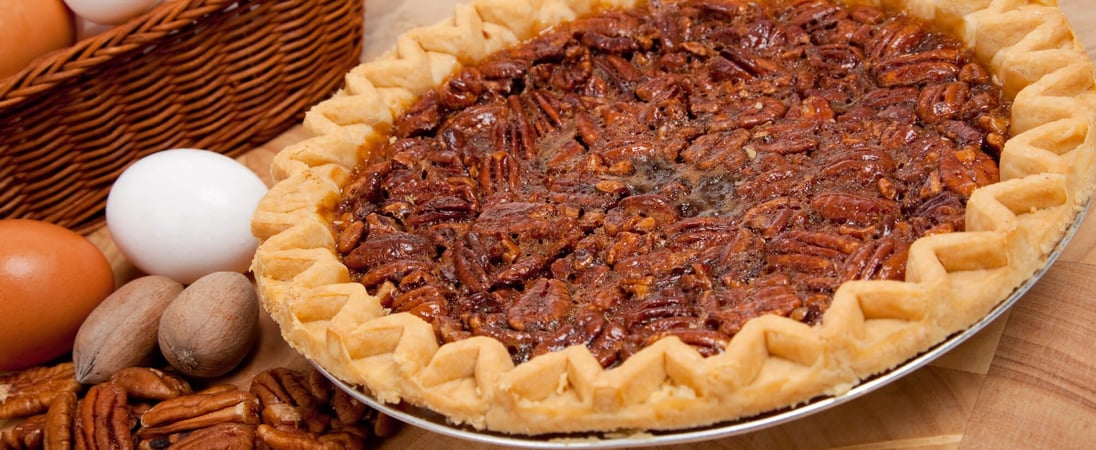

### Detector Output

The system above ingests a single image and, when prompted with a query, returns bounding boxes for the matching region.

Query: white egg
[106,149,268,285]
[65,0,160,26]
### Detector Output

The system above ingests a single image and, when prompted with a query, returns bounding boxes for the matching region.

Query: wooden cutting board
[38,1,1096,449]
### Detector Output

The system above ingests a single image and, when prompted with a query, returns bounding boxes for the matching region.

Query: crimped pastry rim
[251,0,1096,434]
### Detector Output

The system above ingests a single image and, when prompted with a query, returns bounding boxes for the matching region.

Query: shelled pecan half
[0,363,82,420]
[43,390,77,450]
[256,423,369,450]
[74,382,135,450]
[137,387,260,440]
[110,368,192,402]
[138,423,256,450]
[250,368,327,434]
[0,414,45,450]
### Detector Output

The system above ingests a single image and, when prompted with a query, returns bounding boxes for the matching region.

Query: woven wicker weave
[0,0,364,234]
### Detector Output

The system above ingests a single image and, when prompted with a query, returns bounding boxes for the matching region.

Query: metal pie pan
[312,203,1090,449]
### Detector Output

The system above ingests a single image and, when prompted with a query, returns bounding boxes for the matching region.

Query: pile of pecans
[0,363,398,449]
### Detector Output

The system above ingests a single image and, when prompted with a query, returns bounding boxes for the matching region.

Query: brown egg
[0,0,75,79]
[0,219,114,371]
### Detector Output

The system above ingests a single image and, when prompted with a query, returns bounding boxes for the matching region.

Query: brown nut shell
[73,275,184,384]
[158,272,260,378]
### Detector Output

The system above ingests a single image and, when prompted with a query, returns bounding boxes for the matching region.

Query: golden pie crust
[251,0,1096,434]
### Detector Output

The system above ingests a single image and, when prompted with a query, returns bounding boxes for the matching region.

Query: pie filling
[333,0,1009,367]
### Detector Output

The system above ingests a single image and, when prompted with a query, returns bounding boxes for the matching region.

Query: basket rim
[1,0,365,235]
[0,0,259,111]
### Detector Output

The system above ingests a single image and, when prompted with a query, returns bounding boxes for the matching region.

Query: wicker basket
[0,0,364,234]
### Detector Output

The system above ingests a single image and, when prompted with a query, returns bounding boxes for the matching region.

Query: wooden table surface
[78,0,1096,449]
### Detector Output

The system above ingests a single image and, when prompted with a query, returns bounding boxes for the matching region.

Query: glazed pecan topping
[335,0,1008,366]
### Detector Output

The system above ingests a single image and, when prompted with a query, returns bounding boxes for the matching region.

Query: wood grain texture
[959,263,1096,450]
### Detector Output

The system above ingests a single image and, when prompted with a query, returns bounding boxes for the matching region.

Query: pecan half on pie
[251,0,1096,434]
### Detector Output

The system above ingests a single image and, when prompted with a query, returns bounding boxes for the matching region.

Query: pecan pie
[251,0,1096,434]
[328,0,1013,371]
